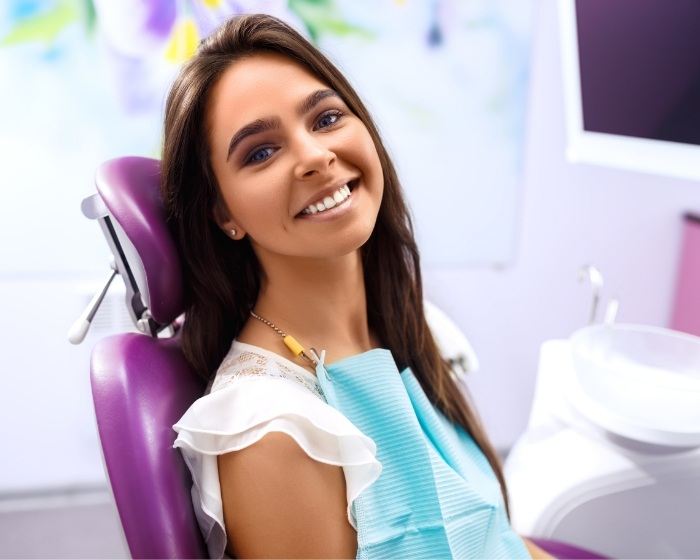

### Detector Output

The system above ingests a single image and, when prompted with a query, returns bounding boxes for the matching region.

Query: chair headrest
[93,156,183,326]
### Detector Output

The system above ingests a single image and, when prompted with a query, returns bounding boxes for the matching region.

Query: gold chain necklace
[249,309,320,366]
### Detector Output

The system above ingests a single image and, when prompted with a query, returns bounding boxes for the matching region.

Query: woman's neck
[238,249,380,365]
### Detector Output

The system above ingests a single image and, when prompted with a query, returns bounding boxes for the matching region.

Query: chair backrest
[85,156,208,558]
[92,334,207,558]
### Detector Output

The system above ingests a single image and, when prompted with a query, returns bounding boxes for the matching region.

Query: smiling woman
[164,13,534,560]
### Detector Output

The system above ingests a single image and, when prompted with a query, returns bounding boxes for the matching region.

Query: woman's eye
[315,110,344,130]
[243,112,343,165]
[244,146,275,165]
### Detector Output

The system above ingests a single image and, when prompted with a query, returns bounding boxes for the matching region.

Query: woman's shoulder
[172,338,382,559]
[210,338,324,400]
[173,338,377,456]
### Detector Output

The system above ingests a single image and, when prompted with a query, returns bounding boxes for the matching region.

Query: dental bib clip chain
[249,310,332,383]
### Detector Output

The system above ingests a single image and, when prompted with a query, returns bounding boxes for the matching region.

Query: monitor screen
[559,0,700,180]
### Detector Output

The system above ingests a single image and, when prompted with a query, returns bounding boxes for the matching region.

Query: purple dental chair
[77,156,607,559]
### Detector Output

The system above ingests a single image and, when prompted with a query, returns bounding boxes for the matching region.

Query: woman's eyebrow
[297,88,339,118]
[226,88,340,161]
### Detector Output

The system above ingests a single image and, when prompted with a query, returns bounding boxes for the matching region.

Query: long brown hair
[161,13,510,515]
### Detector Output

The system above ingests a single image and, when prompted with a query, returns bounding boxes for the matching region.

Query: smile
[300,183,351,215]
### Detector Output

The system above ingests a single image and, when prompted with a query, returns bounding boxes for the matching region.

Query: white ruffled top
[172,340,382,559]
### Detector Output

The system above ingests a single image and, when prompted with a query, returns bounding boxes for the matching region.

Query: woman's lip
[295,183,358,221]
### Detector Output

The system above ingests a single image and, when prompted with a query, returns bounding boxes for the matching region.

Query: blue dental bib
[314,348,529,559]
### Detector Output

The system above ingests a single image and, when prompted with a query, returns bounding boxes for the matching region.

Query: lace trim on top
[211,341,326,401]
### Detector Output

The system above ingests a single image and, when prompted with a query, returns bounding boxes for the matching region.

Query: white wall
[424,0,700,450]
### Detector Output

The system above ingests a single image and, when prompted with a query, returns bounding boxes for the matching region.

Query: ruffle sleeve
[172,374,382,559]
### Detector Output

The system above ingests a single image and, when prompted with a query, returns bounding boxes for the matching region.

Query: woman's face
[207,52,384,260]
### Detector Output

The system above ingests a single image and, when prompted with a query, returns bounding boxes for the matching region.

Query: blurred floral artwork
[2,0,532,272]
[3,0,532,270]
[1,0,363,116]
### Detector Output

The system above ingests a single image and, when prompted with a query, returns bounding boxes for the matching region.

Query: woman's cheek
[249,175,289,221]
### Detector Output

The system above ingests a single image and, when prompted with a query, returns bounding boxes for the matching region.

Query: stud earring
[230,227,237,238]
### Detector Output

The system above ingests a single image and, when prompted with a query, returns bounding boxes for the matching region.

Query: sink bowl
[568,323,700,445]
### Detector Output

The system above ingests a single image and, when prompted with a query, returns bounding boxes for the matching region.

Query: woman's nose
[292,133,336,179]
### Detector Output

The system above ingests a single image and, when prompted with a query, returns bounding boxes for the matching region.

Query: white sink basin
[568,323,700,446]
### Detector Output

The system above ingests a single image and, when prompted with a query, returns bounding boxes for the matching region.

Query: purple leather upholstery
[95,157,183,325]
[91,157,207,557]
[530,537,609,559]
[91,333,207,558]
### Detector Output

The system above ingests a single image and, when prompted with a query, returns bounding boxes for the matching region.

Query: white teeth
[301,183,352,216]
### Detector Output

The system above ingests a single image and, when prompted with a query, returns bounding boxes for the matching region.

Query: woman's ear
[212,200,245,240]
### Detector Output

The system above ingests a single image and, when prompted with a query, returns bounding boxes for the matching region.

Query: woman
[167,13,550,560]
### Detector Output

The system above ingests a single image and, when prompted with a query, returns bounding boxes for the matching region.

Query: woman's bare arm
[217,431,357,559]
